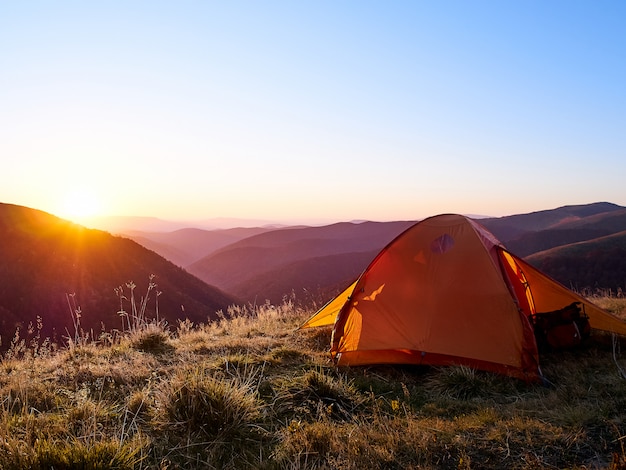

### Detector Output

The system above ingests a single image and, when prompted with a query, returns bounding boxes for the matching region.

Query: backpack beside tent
[299,214,626,381]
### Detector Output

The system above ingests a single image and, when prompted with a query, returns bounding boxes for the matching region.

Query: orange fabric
[511,255,626,336]
[300,213,626,380]
[331,215,539,379]
[496,249,541,374]
[298,280,357,329]
[499,250,536,316]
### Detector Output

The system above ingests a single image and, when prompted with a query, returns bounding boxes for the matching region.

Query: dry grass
[0,297,624,468]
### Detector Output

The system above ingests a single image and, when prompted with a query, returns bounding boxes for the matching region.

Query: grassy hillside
[479,202,624,243]
[1,297,625,469]
[0,203,237,344]
[504,209,626,257]
[526,231,626,293]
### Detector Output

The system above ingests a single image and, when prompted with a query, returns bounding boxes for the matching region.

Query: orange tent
[300,214,626,381]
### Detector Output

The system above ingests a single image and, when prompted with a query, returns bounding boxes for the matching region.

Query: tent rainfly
[299,214,626,381]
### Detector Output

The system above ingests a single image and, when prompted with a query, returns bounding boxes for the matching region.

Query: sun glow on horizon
[58,187,104,222]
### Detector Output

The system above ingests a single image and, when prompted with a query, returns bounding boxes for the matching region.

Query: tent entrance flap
[498,249,536,317]
[299,280,357,329]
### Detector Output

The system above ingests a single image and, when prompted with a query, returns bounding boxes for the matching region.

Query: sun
[59,187,104,221]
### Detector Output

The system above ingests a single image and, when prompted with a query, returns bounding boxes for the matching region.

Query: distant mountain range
[486,207,626,257]
[184,221,416,305]
[78,215,308,232]
[123,202,626,304]
[123,227,276,266]
[1,201,625,345]
[526,230,626,293]
[478,202,625,243]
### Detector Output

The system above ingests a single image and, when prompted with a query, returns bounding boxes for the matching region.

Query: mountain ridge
[0,203,237,345]
[186,221,416,303]
[121,226,276,266]
[183,202,626,304]
[526,230,626,292]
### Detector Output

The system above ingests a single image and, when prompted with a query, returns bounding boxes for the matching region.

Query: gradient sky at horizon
[1,1,625,225]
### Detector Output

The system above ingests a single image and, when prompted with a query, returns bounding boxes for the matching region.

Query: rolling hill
[478,202,624,243]
[502,208,626,257]
[121,226,275,267]
[186,221,415,304]
[0,203,237,345]
[227,250,379,306]
[525,230,626,293]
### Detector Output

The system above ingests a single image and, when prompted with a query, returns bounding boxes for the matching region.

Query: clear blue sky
[1,1,625,225]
